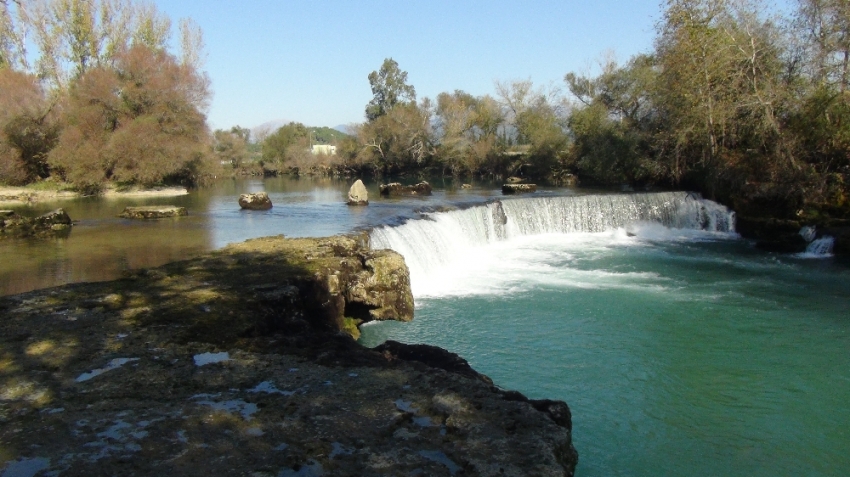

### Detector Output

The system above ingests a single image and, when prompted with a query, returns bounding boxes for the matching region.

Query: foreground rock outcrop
[0,234,577,476]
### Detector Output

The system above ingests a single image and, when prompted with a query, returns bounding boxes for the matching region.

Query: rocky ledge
[379,182,433,197]
[0,234,577,476]
[502,184,537,195]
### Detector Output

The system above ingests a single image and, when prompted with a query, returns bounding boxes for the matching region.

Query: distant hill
[250,120,350,144]
[251,119,291,141]
[310,126,349,144]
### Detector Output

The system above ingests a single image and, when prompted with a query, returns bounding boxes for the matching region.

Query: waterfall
[803,236,835,256]
[370,192,736,285]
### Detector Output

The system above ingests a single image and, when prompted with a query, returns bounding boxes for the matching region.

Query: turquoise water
[360,197,850,476]
[6,180,850,475]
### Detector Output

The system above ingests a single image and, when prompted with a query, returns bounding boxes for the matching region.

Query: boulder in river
[502,183,537,194]
[347,179,368,205]
[119,206,187,219]
[239,192,273,210]
[379,181,433,196]
[1,208,72,237]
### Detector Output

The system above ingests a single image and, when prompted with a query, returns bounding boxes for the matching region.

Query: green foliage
[261,122,309,168]
[213,128,249,168]
[357,102,434,174]
[309,126,348,144]
[365,58,416,121]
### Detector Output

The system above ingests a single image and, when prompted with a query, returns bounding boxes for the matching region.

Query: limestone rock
[345,249,414,323]
[347,179,369,205]
[461,183,472,189]
[35,208,72,227]
[502,183,537,194]
[0,232,578,476]
[119,206,187,219]
[239,191,273,210]
[1,208,72,237]
[379,181,433,196]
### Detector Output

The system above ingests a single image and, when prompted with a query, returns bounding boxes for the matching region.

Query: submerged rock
[379,181,433,196]
[502,183,537,194]
[239,191,273,210]
[347,179,368,205]
[119,206,187,219]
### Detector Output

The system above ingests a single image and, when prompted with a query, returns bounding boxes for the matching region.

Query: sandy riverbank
[0,185,189,206]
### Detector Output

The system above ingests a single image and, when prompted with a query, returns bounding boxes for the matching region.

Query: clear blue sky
[151,1,662,131]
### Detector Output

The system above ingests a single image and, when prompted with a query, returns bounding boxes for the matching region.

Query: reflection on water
[0,176,506,296]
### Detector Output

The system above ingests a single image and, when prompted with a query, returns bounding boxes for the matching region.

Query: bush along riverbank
[0,233,577,476]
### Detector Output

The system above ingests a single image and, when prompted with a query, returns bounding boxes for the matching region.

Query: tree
[48,44,211,191]
[359,100,433,173]
[365,58,416,121]
[795,0,850,91]
[260,122,309,173]
[0,0,27,70]
[653,0,789,198]
[566,54,662,185]
[0,69,59,184]
[213,128,248,169]
[6,0,178,89]
[434,90,506,175]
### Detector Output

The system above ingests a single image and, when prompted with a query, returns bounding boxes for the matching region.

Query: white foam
[371,192,738,301]
[796,236,835,259]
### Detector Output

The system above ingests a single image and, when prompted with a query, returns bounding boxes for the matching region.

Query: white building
[311,144,337,155]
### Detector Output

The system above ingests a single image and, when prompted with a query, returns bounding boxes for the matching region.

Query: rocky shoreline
[0,234,577,476]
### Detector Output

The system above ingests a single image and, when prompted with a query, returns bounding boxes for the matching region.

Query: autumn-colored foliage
[48,45,211,192]
[0,69,59,185]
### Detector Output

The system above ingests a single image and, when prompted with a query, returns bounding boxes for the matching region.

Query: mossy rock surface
[0,233,577,476]
[119,206,187,219]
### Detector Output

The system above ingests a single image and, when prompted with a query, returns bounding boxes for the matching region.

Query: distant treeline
[3,0,849,222]
[224,1,849,221]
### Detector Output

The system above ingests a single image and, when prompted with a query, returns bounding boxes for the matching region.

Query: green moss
[342,317,363,340]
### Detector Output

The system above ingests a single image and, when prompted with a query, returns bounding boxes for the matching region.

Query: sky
[150,1,663,131]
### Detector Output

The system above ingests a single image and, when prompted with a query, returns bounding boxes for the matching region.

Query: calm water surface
[0,176,502,295]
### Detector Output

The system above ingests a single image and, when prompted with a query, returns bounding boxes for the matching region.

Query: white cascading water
[370,192,736,295]
[803,236,835,256]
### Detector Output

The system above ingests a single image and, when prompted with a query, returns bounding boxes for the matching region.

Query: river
[3,178,848,476]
